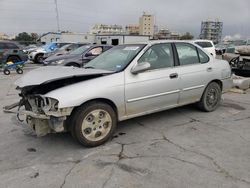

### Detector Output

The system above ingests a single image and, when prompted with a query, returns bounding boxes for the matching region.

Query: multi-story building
[153,28,171,39]
[0,33,9,40]
[199,20,223,44]
[125,24,139,35]
[90,24,124,34]
[139,12,154,36]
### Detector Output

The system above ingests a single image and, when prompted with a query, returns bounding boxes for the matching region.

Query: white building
[139,12,154,37]
[40,32,95,44]
[90,24,125,34]
[95,34,150,45]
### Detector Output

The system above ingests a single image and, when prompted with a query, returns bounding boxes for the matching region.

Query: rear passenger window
[197,48,209,63]
[175,43,199,65]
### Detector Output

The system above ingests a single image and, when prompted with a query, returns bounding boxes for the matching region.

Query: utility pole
[54,0,60,32]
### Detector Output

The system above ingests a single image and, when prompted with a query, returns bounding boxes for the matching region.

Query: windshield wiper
[84,66,95,69]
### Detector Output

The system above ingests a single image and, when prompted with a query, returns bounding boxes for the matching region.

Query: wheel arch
[65,62,80,67]
[199,79,223,101]
[35,53,44,58]
[7,55,21,62]
[71,98,118,118]
[208,79,223,90]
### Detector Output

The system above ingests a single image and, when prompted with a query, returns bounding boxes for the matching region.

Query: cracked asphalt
[0,66,250,188]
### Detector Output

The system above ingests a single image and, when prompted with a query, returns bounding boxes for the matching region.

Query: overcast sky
[0,0,249,39]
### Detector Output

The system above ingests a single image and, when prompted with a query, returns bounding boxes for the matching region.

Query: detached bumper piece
[22,110,67,137]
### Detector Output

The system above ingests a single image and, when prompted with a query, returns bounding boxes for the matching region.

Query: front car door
[174,42,215,105]
[125,43,180,118]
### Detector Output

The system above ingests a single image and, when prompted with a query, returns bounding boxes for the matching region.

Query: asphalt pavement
[0,66,250,188]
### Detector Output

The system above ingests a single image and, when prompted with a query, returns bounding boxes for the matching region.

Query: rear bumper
[222,77,233,93]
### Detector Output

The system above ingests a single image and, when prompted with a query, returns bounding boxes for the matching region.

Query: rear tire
[16,68,23,74]
[71,102,117,147]
[197,82,222,112]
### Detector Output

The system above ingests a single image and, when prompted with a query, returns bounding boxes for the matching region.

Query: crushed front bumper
[19,107,73,137]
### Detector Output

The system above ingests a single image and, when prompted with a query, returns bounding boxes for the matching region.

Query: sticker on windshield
[116,65,121,68]
[123,46,139,51]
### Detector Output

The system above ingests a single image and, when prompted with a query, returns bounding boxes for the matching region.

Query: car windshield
[70,45,90,55]
[59,44,72,50]
[84,44,146,72]
[42,43,52,49]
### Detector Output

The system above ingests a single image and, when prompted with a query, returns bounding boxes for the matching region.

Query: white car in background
[193,40,216,58]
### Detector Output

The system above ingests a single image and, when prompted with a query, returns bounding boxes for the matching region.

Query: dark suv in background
[0,41,28,64]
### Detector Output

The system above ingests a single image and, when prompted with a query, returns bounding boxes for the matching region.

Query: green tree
[180,32,194,40]
[13,32,39,45]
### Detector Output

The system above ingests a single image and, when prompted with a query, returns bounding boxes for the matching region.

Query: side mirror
[131,62,151,74]
[85,52,94,57]
[66,48,71,51]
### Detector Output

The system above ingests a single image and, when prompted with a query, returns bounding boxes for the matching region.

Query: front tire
[3,69,10,75]
[71,102,117,147]
[34,54,44,64]
[197,82,222,112]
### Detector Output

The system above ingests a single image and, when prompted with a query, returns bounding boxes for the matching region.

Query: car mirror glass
[85,52,94,57]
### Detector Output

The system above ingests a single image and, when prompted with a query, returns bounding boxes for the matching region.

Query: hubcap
[206,88,218,108]
[37,56,43,63]
[81,109,112,142]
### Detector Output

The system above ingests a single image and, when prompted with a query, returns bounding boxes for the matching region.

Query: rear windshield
[195,42,213,48]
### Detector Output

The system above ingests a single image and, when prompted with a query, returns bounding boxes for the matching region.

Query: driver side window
[138,43,174,70]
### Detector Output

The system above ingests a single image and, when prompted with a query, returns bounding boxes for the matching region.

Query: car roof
[192,39,214,43]
[0,40,18,44]
[125,40,211,45]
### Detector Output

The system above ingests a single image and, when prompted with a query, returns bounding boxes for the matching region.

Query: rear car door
[125,43,180,116]
[174,42,215,105]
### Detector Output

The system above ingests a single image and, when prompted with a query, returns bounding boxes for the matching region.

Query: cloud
[223,34,242,41]
[0,0,249,38]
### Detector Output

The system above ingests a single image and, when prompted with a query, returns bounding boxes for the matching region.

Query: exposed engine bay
[13,66,113,136]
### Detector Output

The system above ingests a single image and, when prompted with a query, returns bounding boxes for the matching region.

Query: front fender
[44,72,126,119]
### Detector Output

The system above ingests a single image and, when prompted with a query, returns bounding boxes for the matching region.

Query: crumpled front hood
[16,66,113,88]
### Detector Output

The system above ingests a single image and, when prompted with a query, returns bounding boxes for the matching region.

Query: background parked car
[43,44,113,67]
[22,44,41,54]
[43,43,89,59]
[193,40,216,57]
[0,41,28,64]
[28,42,71,63]
[215,43,227,55]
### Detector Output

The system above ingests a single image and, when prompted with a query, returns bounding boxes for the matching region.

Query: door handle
[207,67,213,72]
[169,73,178,79]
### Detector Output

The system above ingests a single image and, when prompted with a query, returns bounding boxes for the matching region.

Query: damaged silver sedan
[15,41,232,147]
